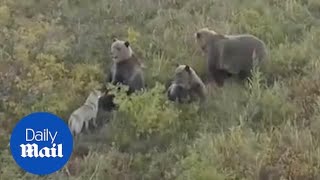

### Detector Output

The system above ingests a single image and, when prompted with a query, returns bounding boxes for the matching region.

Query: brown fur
[107,39,145,94]
[108,56,145,93]
[167,64,206,103]
[195,28,268,86]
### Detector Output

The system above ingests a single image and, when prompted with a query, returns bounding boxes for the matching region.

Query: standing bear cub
[101,38,145,112]
[167,64,206,103]
[195,28,268,86]
[107,38,145,94]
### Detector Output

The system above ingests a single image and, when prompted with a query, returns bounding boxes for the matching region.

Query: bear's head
[173,64,196,89]
[167,83,190,103]
[194,28,226,53]
[111,38,133,63]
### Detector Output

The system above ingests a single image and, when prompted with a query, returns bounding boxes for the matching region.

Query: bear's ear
[112,38,118,42]
[185,65,191,73]
[124,41,130,47]
[174,63,180,67]
[195,32,201,39]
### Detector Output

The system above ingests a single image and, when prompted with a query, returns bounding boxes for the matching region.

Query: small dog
[68,90,102,139]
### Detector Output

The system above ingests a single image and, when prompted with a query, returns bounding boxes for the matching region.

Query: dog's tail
[68,113,84,138]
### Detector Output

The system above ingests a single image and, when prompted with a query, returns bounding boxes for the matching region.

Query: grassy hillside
[1,0,320,179]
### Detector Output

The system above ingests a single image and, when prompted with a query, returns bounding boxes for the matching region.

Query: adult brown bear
[195,28,268,86]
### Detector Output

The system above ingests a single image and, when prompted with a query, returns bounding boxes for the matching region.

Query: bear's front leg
[238,70,251,81]
[211,69,225,87]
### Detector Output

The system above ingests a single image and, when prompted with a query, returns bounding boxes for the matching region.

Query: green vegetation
[1,0,320,179]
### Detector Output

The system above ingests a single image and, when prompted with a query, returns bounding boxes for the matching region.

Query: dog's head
[85,89,102,105]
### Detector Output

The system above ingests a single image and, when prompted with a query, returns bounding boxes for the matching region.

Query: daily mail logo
[20,129,62,158]
[10,112,73,175]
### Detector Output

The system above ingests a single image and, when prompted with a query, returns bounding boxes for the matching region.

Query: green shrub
[244,69,297,130]
[112,83,180,136]
[105,83,200,152]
